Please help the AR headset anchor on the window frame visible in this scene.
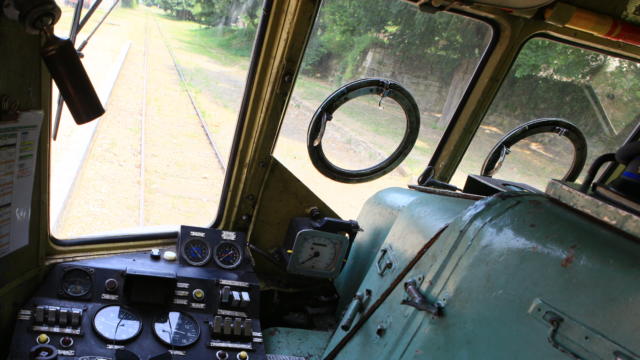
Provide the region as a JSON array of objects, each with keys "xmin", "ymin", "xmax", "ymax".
[
  {"xmin": 445, "ymin": 32, "xmax": 640, "ymax": 187},
  {"xmin": 50, "ymin": 0, "xmax": 274, "ymax": 246}
]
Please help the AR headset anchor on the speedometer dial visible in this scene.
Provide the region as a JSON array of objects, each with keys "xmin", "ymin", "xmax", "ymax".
[
  {"xmin": 93, "ymin": 306, "xmax": 142, "ymax": 342},
  {"xmin": 213, "ymin": 242, "xmax": 242, "ymax": 269},
  {"xmin": 181, "ymin": 238, "xmax": 212, "ymax": 266},
  {"xmin": 153, "ymin": 311, "xmax": 200, "ymax": 347}
]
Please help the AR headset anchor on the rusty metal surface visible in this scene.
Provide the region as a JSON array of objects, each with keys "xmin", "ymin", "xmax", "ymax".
[{"xmin": 546, "ymin": 179, "xmax": 640, "ymax": 239}]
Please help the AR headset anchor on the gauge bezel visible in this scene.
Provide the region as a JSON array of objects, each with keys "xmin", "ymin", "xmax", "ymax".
[
  {"xmin": 181, "ymin": 237, "xmax": 213, "ymax": 266},
  {"xmin": 61, "ymin": 267, "xmax": 93, "ymax": 298},
  {"xmin": 92, "ymin": 305, "xmax": 143, "ymax": 343},
  {"xmin": 213, "ymin": 241, "xmax": 243, "ymax": 269},
  {"xmin": 286, "ymin": 229, "xmax": 350, "ymax": 279},
  {"xmin": 152, "ymin": 311, "xmax": 200, "ymax": 347}
]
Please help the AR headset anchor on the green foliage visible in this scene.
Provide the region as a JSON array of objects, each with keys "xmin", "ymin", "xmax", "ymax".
[
  {"xmin": 121, "ymin": 0, "xmax": 138, "ymax": 8},
  {"xmin": 513, "ymin": 39, "xmax": 606, "ymax": 82}
]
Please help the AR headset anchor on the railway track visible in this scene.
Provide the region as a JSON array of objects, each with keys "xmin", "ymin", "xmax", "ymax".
[{"xmin": 56, "ymin": 9, "xmax": 227, "ymax": 236}]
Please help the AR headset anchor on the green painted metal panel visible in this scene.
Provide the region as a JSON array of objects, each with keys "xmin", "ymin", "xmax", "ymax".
[
  {"xmin": 326, "ymin": 190, "xmax": 476, "ymax": 357},
  {"xmin": 333, "ymin": 187, "xmax": 432, "ymax": 312},
  {"xmin": 330, "ymin": 193, "xmax": 640, "ymax": 359},
  {"xmin": 264, "ymin": 327, "xmax": 332, "ymax": 360}
]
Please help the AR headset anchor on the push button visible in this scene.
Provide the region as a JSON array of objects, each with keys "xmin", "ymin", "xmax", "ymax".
[
  {"xmin": 59, "ymin": 336, "xmax": 73, "ymax": 348},
  {"xmin": 36, "ymin": 333, "xmax": 49, "ymax": 344},
  {"xmin": 192, "ymin": 288, "xmax": 205, "ymax": 301},
  {"xmin": 216, "ymin": 350, "xmax": 228, "ymax": 360},
  {"xmin": 237, "ymin": 351, "xmax": 249, "ymax": 360}
]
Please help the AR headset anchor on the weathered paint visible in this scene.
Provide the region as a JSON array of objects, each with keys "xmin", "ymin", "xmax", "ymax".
[{"xmin": 326, "ymin": 192, "xmax": 640, "ymax": 359}]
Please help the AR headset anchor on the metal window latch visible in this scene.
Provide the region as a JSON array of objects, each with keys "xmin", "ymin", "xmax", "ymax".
[{"xmin": 401, "ymin": 279, "xmax": 443, "ymax": 317}]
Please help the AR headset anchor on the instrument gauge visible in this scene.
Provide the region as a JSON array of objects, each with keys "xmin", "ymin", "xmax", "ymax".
[
  {"xmin": 181, "ymin": 238, "xmax": 212, "ymax": 266},
  {"xmin": 153, "ymin": 311, "xmax": 200, "ymax": 347},
  {"xmin": 61, "ymin": 268, "xmax": 92, "ymax": 298},
  {"xmin": 93, "ymin": 305, "xmax": 142, "ymax": 342},
  {"xmin": 213, "ymin": 242, "xmax": 243, "ymax": 269},
  {"xmin": 287, "ymin": 229, "xmax": 349, "ymax": 278}
]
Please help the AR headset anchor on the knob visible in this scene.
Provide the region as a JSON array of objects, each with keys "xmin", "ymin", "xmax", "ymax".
[{"xmin": 29, "ymin": 344, "xmax": 57, "ymax": 360}]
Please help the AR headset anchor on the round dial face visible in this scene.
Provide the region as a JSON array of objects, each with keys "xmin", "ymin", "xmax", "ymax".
[
  {"xmin": 93, "ymin": 306, "xmax": 142, "ymax": 342},
  {"xmin": 294, "ymin": 235, "xmax": 341, "ymax": 272},
  {"xmin": 213, "ymin": 242, "xmax": 242, "ymax": 269},
  {"xmin": 153, "ymin": 311, "xmax": 200, "ymax": 347},
  {"xmin": 182, "ymin": 238, "xmax": 212, "ymax": 266},
  {"xmin": 62, "ymin": 268, "xmax": 92, "ymax": 297}
]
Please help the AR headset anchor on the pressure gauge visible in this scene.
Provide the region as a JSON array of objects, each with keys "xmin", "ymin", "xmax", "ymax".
[{"xmin": 286, "ymin": 229, "xmax": 350, "ymax": 278}]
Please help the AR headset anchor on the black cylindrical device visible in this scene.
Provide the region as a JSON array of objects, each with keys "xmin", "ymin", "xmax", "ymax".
[{"xmin": 41, "ymin": 35, "xmax": 105, "ymax": 125}]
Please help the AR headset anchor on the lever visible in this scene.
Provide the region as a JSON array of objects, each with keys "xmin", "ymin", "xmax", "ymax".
[{"xmin": 401, "ymin": 279, "xmax": 443, "ymax": 317}]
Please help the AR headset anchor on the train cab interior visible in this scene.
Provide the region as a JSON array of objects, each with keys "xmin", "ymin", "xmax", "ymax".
[{"xmin": 1, "ymin": 0, "xmax": 640, "ymax": 359}]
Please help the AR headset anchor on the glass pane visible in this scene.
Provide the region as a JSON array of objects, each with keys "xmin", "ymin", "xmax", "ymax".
[
  {"xmin": 274, "ymin": 0, "xmax": 492, "ymax": 219},
  {"xmin": 453, "ymin": 38, "xmax": 640, "ymax": 190},
  {"xmin": 51, "ymin": 0, "xmax": 264, "ymax": 239}
]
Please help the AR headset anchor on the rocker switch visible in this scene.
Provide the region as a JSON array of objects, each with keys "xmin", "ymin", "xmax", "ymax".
[
  {"xmin": 231, "ymin": 291, "xmax": 241, "ymax": 307},
  {"xmin": 240, "ymin": 292, "xmax": 250, "ymax": 307}
]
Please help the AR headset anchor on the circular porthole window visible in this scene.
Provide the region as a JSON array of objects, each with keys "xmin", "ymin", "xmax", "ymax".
[{"xmin": 307, "ymin": 78, "xmax": 420, "ymax": 183}]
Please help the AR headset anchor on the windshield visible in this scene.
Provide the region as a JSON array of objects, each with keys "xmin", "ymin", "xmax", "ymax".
[
  {"xmin": 50, "ymin": 0, "xmax": 264, "ymax": 239},
  {"xmin": 275, "ymin": 0, "xmax": 493, "ymax": 219},
  {"xmin": 453, "ymin": 38, "xmax": 640, "ymax": 190}
]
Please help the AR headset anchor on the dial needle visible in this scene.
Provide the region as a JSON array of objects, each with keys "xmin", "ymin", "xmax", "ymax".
[{"xmin": 300, "ymin": 251, "xmax": 320, "ymax": 264}]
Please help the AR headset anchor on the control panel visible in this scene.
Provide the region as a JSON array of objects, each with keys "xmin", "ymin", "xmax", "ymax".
[{"xmin": 8, "ymin": 227, "xmax": 266, "ymax": 360}]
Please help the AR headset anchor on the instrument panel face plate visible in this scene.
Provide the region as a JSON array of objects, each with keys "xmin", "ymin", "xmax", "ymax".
[{"xmin": 286, "ymin": 229, "xmax": 349, "ymax": 278}]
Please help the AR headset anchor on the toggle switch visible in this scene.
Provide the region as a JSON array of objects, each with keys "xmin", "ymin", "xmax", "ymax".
[
  {"xmin": 243, "ymin": 319, "xmax": 253, "ymax": 337},
  {"xmin": 58, "ymin": 308, "xmax": 68, "ymax": 327},
  {"xmin": 34, "ymin": 306, "xmax": 45, "ymax": 324},
  {"xmin": 233, "ymin": 318, "xmax": 242, "ymax": 336},
  {"xmin": 70, "ymin": 309, "xmax": 82, "ymax": 327},
  {"xmin": 46, "ymin": 307, "xmax": 57, "ymax": 325},
  {"xmin": 220, "ymin": 286, "xmax": 231, "ymax": 305},
  {"xmin": 212, "ymin": 316, "xmax": 223, "ymax": 334},
  {"xmin": 223, "ymin": 317, "xmax": 232, "ymax": 335}
]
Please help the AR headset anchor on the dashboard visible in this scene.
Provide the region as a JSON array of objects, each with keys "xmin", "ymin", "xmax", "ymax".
[{"xmin": 7, "ymin": 226, "xmax": 276, "ymax": 360}]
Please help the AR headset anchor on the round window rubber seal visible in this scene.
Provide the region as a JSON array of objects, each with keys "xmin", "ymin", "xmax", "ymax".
[
  {"xmin": 307, "ymin": 78, "xmax": 420, "ymax": 183},
  {"xmin": 480, "ymin": 118, "xmax": 588, "ymax": 182}
]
